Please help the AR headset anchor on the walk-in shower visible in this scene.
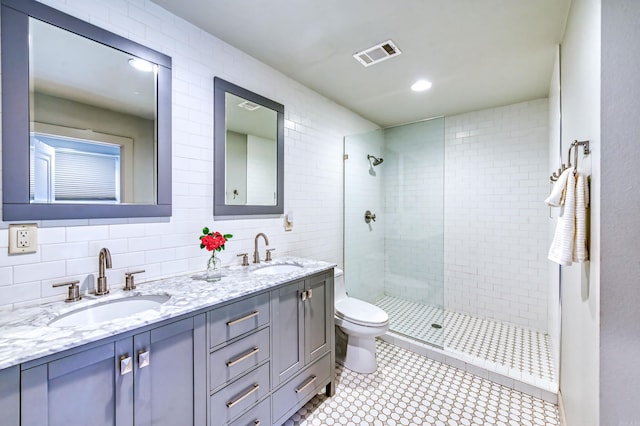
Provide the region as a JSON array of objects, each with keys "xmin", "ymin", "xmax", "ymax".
[{"xmin": 344, "ymin": 101, "xmax": 557, "ymax": 393}]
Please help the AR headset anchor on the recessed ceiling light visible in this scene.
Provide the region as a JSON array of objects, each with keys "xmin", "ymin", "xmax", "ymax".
[
  {"xmin": 411, "ymin": 80, "xmax": 432, "ymax": 92},
  {"xmin": 128, "ymin": 58, "xmax": 154, "ymax": 72}
]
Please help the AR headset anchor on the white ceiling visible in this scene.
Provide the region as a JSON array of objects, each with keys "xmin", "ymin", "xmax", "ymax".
[{"xmin": 152, "ymin": 0, "xmax": 571, "ymax": 128}]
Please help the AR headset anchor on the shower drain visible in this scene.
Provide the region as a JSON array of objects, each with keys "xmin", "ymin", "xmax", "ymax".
[{"xmin": 431, "ymin": 323, "xmax": 442, "ymax": 329}]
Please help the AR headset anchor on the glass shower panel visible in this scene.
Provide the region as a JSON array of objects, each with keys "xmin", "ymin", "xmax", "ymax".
[{"xmin": 383, "ymin": 118, "xmax": 445, "ymax": 348}]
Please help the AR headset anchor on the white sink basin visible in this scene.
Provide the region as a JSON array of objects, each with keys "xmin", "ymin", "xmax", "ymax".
[
  {"xmin": 49, "ymin": 294, "xmax": 170, "ymax": 327},
  {"xmin": 251, "ymin": 263, "xmax": 304, "ymax": 275}
]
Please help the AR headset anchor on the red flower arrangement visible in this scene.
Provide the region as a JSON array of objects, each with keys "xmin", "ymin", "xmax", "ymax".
[{"xmin": 199, "ymin": 227, "xmax": 232, "ymax": 252}]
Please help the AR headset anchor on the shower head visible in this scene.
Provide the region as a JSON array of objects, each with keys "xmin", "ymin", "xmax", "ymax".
[{"xmin": 367, "ymin": 154, "xmax": 384, "ymax": 166}]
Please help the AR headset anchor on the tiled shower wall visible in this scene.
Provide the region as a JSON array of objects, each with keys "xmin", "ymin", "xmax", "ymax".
[
  {"xmin": 444, "ymin": 99, "xmax": 550, "ymax": 332},
  {"xmin": 0, "ymin": 0, "xmax": 378, "ymax": 309},
  {"xmin": 383, "ymin": 119, "xmax": 445, "ymax": 306}
]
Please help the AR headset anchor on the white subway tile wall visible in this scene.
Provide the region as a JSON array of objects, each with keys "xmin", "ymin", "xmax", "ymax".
[
  {"xmin": 444, "ymin": 99, "xmax": 550, "ymax": 332},
  {"xmin": 383, "ymin": 119, "xmax": 445, "ymax": 307},
  {"xmin": 0, "ymin": 0, "xmax": 378, "ymax": 309}
]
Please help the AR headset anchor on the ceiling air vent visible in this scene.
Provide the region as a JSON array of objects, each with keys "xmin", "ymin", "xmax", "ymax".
[
  {"xmin": 353, "ymin": 40, "xmax": 402, "ymax": 67},
  {"xmin": 238, "ymin": 100, "xmax": 261, "ymax": 111}
]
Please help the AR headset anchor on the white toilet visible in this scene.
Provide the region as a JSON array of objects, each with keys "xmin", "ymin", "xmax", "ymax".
[{"xmin": 334, "ymin": 268, "xmax": 389, "ymax": 374}]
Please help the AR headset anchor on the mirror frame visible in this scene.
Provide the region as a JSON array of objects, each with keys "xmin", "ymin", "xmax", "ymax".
[
  {"xmin": 214, "ymin": 77, "xmax": 284, "ymax": 217},
  {"xmin": 1, "ymin": 0, "xmax": 172, "ymax": 220}
]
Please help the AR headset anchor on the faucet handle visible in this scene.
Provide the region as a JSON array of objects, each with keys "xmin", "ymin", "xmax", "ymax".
[
  {"xmin": 237, "ymin": 253, "xmax": 249, "ymax": 267},
  {"xmin": 265, "ymin": 248, "xmax": 275, "ymax": 262},
  {"xmin": 52, "ymin": 280, "xmax": 82, "ymax": 303},
  {"xmin": 124, "ymin": 270, "xmax": 145, "ymax": 291}
]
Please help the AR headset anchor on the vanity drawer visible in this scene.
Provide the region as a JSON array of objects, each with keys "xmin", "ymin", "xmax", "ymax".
[
  {"xmin": 228, "ymin": 396, "xmax": 270, "ymax": 426},
  {"xmin": 210, "ymin": 327, "xmax": 270, "ymax": 391},
  {"xmin": 272, "ymin": 352, "xmax": 331, "ymax": 423},
  {"xmin": 209, "ymin": 292, "xmax": 270, "ymax": 348},
  {"xmin": 210, "ymin": 362, "xmax": 270, "ymax": 424}
]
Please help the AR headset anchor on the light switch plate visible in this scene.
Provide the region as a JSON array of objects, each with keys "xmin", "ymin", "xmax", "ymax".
[{"xmin": 8, "ymin": 223, "xmax": 38, "ymax": 254}]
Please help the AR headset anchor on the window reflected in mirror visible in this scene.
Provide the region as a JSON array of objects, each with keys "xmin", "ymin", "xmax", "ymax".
[{"xmin": 225, "ymin": 93, "xmax": 278, "ymax": 206}]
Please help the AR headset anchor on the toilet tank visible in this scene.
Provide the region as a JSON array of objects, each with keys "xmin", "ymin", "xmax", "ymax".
[{"xmin": 334, "ymin": 268, "xmax": 348, "ymax": 302}]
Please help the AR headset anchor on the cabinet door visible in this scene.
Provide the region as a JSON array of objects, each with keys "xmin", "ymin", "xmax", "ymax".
[
  {"xmin": 271, "ymin": 280, "xmax": 304, "ymax": 386},
  {"xmin": 0, "ymin": 366, "xmax": 20, "ymax": 426},
  {"xmin": 304, "ymin": 273, "xmax": 332, "ymax": 364},
  {"xmin": 21, "ymin": 339, "xmax": 133, "ymax": 426},
  {"xmin": 133, "ymin": 314, "xmax": 206, "ymax": 426}
]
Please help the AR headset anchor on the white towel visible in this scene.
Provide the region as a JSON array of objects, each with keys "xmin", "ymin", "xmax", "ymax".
[
  {"xmin": 548, "ymin": 170, "xmax": 576, "ymax": 265},
  {"xmin": 547, "ymin": 169, "xmax": 590, "ymax": 265},
  {"xmin": 545, "ymin": 167, "xmax": 572, "ymax": 207},
  {"xmin": 574, "ymin": 173, "xmax": 589, "ymax": 262}
]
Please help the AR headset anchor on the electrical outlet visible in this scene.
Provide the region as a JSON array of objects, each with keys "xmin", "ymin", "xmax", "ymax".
[
  {"xmin": 8, "ymin": 224, "xmax": 38, "ymax": 254},
  {"xmin": 17, "ymin": 230, "xmax": 30, "ymax": 248}
]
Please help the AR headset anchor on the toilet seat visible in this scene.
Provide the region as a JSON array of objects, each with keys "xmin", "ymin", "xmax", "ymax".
[{"xmin": 335, "ymin": 298, "xmax": 389, "ymax": 327}]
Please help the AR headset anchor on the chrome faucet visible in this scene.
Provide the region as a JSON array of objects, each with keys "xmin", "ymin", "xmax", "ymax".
[
  {"xmin": 96, "ymin": 248, "xmax": 112, "ymax": 295},
  {"xmin": 253, "ymin": 233, "xmax": 269, "ymax": 263}
]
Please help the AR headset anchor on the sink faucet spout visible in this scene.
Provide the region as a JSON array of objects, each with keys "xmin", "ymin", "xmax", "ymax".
[
  {"xmin": 253, "ymin": 233, "xmax": 269, "ymax": 264},
  {"xmin": 96, "ymin": 248, "xmax": 112, "ymax": 295}
]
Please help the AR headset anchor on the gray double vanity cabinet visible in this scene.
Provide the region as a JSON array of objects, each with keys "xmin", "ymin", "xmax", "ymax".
[{"xmin": 0, "ymin": 258, "xmax": 335, "ymax": 426}]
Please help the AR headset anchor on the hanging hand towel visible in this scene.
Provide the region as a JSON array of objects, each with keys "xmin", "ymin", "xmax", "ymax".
[
  {"xmin": 573, "ymin": 172, "xmax": 589, "ymax": 262},
  {"xmin": 545, "ymin": 167, "xmax": 572, "ymax": 207},
  {"xmin": 548, "ymin": 169, "xmax": 576, "ymax": 265}
]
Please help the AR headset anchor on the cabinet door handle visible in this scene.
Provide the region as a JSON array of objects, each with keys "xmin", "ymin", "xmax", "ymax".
[
  {"xmin": 138, "ymin": 350, "xmax": 150, "ymax": 369},
  {"xmin": 295, "ymin": 375, "xmax": 317, "ymax": 394},
  {"xmin": 226, "ymin": 383, "xmax": 260, "ymax": 408},
  {"xmin": 307, "ymin": 289, "xmax": 313, "ymax": 299},
  {"xmin": 226, "ymin": 346, "xmax": 260, "ymax": 367},
  {"xmin": 226, "ymin": 311, "xmax": 259, "ymax": 327},
  {"xmin": 300, "ymin": 291, "xmax": 307, "ymax": 301},
  {"xmin": 254, "ymin": 420, "xmax": 260, "ymax": 426},
  {"xmin": 120, "ymin": 355, "xmax": 132, "ymax": 375}
]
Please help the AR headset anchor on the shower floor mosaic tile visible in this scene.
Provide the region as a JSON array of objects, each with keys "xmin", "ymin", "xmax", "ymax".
[
  {"xmin": 375, "ymin": 296, "xmax": 556, "ymax": 385},
  {"xmin": 284, "ymin": 340, "xmax": 560, "ymax": 426}
]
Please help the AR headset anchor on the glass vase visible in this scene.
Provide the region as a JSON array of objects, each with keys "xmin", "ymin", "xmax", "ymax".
[{"xmin": 206, "ymin": 252, "xmax": 222, "ymax": 282}]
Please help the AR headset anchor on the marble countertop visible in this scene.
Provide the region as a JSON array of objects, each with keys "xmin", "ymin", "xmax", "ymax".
[{"xmin": 0, "ymin": 257, "xmax": 335, "ymax": 370}]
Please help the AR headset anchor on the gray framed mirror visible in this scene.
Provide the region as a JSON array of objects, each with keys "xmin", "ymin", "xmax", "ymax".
[
  {"xmin": 1, "ymin": 0, "xmax": 172, "ymax": 220},
  {"xmin": 214, "ymin": 77, "xmax": 284, "ymax": 217}
]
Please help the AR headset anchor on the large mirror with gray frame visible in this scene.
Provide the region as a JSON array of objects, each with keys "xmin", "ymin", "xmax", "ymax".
[
  {"xmin": 214, "ymin": 77, "xmax": 284, "ymax": 216},
  {"xmin": 1, "ymin": 0, "xmax": 172, "ymax": 220}
]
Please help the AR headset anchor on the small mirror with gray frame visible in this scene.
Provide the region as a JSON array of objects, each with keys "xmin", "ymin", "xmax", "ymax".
[{"xmin": 214, "ymin": 77, "xmax": 284, "ymax": 217}]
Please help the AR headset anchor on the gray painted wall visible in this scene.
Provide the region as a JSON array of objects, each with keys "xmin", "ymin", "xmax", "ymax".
[{"xmin": 600, "ymin": 0, "xmax": 640, "ymax": 424}]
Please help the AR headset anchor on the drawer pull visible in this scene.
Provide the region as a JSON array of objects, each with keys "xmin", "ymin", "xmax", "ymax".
[
  {"xmin": 138, "ymin": 350, "xmax": 150, "ymax": 369},
  {"xmin": 226, "ymin": 383, "xmax": 260, "ymax": 408},
  {"xmin": 227, "ymin": 346, "xmax": 260, "ymax": 367},
  {"xmin": 226, "ymin": 311, "xmax": 259, "ymax": 327},
  {"xmin": 119, "ymin": 355, "xmax": 132, "ymax": 376},
  {"xmin": 295, "ymin": 375, "xmax": 317, "ymax": 394}
]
